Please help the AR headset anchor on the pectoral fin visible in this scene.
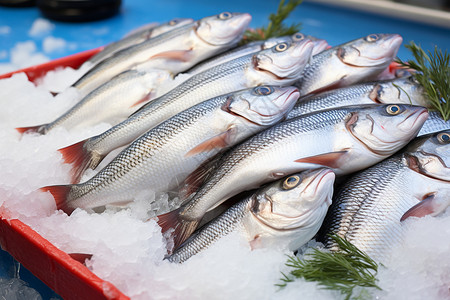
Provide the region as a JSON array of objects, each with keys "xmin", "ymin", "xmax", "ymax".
[
  {"xmin": 294, "ymin": 151, "xmax": 348, "ymax": 169},
  {"xmin": 151, "ymin": 50, "xmax": 193, "ymax": 62},
  {"xmin": 130, "ymin": 91, "xmax": 154, "ymax": 108},
  {"xmin": 401, "ymin": 193, "xmax": 440, "ymax": 221},
  {"xmin": 185, "ymin": 128, "xmax": 235, "ymax": 157}
]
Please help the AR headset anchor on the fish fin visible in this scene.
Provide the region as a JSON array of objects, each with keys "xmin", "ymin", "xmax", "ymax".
[
  {"xmin": 130, "ymin": 91, "xmax": 154, "ymax": 108},
  {"xmin": 40, "ymin": 185, "xmax": 74, "ymax": 215},
  {"xmin": 58, "ymin": 139, "xmax": 103, "ymax": 183},
  {"xmin": 308, "ymin": 78, "xmax": 346, "ymax": 95},
  {"xmin": 185, "ymin": 128, "xmax": 234, "ymax": 157},
  {"xmin": 68, "ymin": 253, "xmax": 93, "ymax": 265},
  {"xmin": 150, "ymin": 50, "xmax": 193, "ymax": 62},
  {"xmin": 249, "ymin": 234, "xmax": 262, "ymax": 250},
  {"xmin": 157, "ymin": 208, "xmax": 200, "ymax": 250},
  {"xmin": 178, "ymin": 153, "xmax": 225, "ymax": 200},
  {"xmin": 15, "ymin": 125, "xmax": 44, "ymax": 135},
  {"xmin": 294, "ymin": 151, "xmax": 348, "ymax": 168},
  {"xmin": 400, "ymin": 193, "xmax": 438, "ymax": 222}
]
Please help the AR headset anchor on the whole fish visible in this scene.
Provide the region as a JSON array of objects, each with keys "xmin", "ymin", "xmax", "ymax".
[
  {"xmin": 59, "ymin": 38, "xmax": 314, "ymax": 183},
  {"xmin": 286, "ymin": 75, "xmax": 428, "ymax": 119},
  {"xmin": 158, "ymin": 104, "xmax": 428, "ymax": 248},
  {"xmin": 168, "ymin": 168, "xmax": 335, "ymax": 263},
  {"xmin": 83, "ymin": 18, "xmax": 194, "ymax": 69},
  {"xmin": 69, "ymin": 12, "xmax": 251, "ymax": 96},
  {"xmin": 43, "ymin": 86, "xmax": 300, "ymax": 213},
  {"xmin": 16, "ymin": 69, "xmax": 171, "ymax": 135},
  {"xmin": 318, "ymin": 130, "xmax": 450, "ymax": 262},
  {"xmin": 295, "ymin": 33, "xmax": 403, "ymax": 96},
  {"xmin": 187, "ymin": 32, "xmax": 320, "ymax": 75}
]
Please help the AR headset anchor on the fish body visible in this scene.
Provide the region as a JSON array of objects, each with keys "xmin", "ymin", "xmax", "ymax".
[
  {"xmin": 287, "ymin": 75, "xmax": 428, "ymax": 119},
  {"xmin": 168, "ymin": 168, "xmax": 335, "ymax": 263},
  {"xmin": 418, "ymin": 111, "xmax": 450, "ymax": 136},
  {"xmin": 60, "ymin": 38, "xmax": 314, "ymax": 183},
  {"xmin": 44, "ymin": 86, "xmax": 300, "ymax": 213},
  {"xmin": 70, "ymin": 12, "xmax": 251, "ymax": 96},
  {"xmin": 318, "ymin": 130, "xmax": 450, "ymax": 262},
  {"xmin": 158, "ymin": 104, "xmax": 428, "ymax": 248},
  {"xmin": 295, "ymin": 33, "xmax": 403, "ymax": 96},
  {"xmin": 83, "ymin": 18, "xmax": 194, "ymax": 68}
]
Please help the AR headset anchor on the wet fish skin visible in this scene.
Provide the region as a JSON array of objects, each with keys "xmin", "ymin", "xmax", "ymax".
[
  {"xmin": 45, "ymin": 86, "xmax": 300, "ymax": 213},
  {"xmin": 418, "ymin": 111, "xmax": 450, "ymax": 137},
  {"xmin": 70, "ymin": 12, "xmax": 251, "ymax": 96},
  {"xmin": 84, "ymin": 18, "xmax": 194, "ymax": 68},
  {"xmin": 158, "ymin": 103, "xmax": 428, "ymax": 248},
  {"xmin": 168, "ymin": 168, "xmax": 335, "ymax": 263},
  {"xmin": 295, "ymin": 33, "xmax": 403, "ymax": 96},
  {"xmin": 287, "ymin": 75, "xmax": 428, "ymax": 119},
  {"xmin": 59, "ymin": 38, "xmax": 314, "ymax": 183},
  {"xmin": 318, "ymin": 130, "xmax": 450, "ymax": 262}
]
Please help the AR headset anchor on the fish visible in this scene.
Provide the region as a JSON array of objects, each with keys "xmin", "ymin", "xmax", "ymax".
[
  {"xmin": 418, "ymin": 111, "xmax": 450, "ymax": 136},
  {"xmin": 68, "ymin": 12, "xmax": 251, "ymax": 96},
  {"xmin": 187, "ymin": 32, "xmax": 311, "ymax": 75},
  {"xmin": 286, "ymin": 75, "xmax": 428, "ymax": 119},
  {"xmin": 168, "ymin": 168, "xmax": 335, "ymax": 263},
  {"xmin": 82, "ymin": 18, "xmax": 194, "ymax": 69},
  {"xmin": 157, "ymin": 103, "xmax": 429, "ymax": 249},
  {"xmin": 59, "ymin": 38, "xmax": 314, "ymax": 183},
  {"xmin": 16, "ymin": 69, "xmax": 171, "ymax": 135},
  {"xmin": 318, "ymin": 130, "xmax": 450, "ymax": 262},
  {"xmin": 295, "ymin": 33, "xmax": 403, "ymax": 96},
  {"xmin": 42, "ymin": 85, "xmax": 300, "ymax": 213}
]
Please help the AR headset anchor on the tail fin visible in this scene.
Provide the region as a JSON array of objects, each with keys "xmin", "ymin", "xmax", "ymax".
[
  {"xmin": 157, "ymin": 208, "xmax": 200, "ymax": 251},
  {"xmin": 58, "ymin": 139, "xmax": 103, "ymax": 183},
  {"xmin": 40, "ymin": 185, "xmax": 74, "ymax": 215},
  {"xmin": 15, "ymin": 125, "xmax": 44, "ymax": 135}
]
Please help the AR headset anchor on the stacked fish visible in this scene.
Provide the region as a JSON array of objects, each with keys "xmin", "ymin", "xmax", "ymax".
[{"xmin": 18, "ymin": 12, "xmax": 450, "ymax": 264}]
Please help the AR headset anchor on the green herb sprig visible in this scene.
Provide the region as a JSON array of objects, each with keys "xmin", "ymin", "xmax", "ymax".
[
  {"xmin": 278, "ymin": 235, "xmax": 381, "ymax": 300},
  {"xmin": 242, "ymin": 0, "xmax": 302, "ymax": 44},
  {"xmin": 397, "ymin": 42, "xmax": 450, "ymax": 120}
]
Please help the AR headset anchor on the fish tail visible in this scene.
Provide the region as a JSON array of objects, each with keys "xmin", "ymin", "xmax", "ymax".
[
  {"xmin": 157, "ymin": 208, "xmax": 200, "ymax": 250},
  {"xmin": 58, "ymin": 139, "xmax": 102, "ymax": 183},
  {"xmin": 40, "ymin": 185, "xmax": 74, "ymax": 215},
  {"xmin": 15, "ymin": 125, "xmax": 44, "ymax": 135}
]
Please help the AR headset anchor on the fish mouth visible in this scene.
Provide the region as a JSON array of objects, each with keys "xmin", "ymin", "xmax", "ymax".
[
  {"xmin": 398, "ymin": 107, "xmax": 429, "ymax": 132},
  {"xmin": 195, "ymin": 13, "xmax": 251, "ymax": 46},
  {"xmin": 406, "ymin": 152, "xmax": 450, "ymax": 182},
  {"xmin": 252, "ymin": 169, "xmax": 334, "ymax": 231}
]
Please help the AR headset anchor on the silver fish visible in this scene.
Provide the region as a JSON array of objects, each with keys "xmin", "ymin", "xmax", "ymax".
[
  {"xmin": 168, "ymin": 168, "xmax": 335, "ymax": 263},
  {"xmin": 69, "ymin": 12, "xmax": 251, "ymax": 96},
  {"xmin": 17, "ymin": 69, "xmax": 171, "ymax": 135},
  {"xmin": 295, "ymin": 33, "xmax": 403, "ymax": 96},
  {"xmin": 59, "ymin": 38, "xmax": 314, "ymax": 183},
  {"xmin": 318, "ymin": 130, "xmax": 450, "ymax": 262},
  {"xmin": 83, "ymin": 18, "xmax": 194, "ymax": 68},
  {"xmin": 418, "ymin": 111, "xmax": 450, "ymax": 136},
  {"xmin": 158, "ymin": 104, "xmax": 428, "ymax": 249},
  {"xmin": 44, "ymin": 86, "xmax": 300, "ymax": 213},
  {"xmin": 187, "ymin": 32, "xmax": 308, "ymax": 75},
  {"xmin": 286, "ymin": 75, "xmax": 428, "ymax": 119}
]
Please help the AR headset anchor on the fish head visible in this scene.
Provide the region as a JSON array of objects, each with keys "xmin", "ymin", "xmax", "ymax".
[
  {"xmin": 346, "ymin": 104, "xmax": 428, "ymax": 156},
  {"xmin": 195, "ymin": 12, "xmax": 251, "ymax": 46},
  {"xmin": 337, "ymin": 33, "xmax": 402, "ymax": 68},
  {"xmin": 251, "ymin": 168, "xmax": 335, "ymax": 232},
  {"xmin": 373, "ymin": 76, "xmax": 429, "ymax": 107},
  {"xmin": 305, "ymin": 35, "xmax": 329, "ymax": 56},
  {"xmin": 150, "ymin": 18, "xmax": 195, "ymax": 37},
  {"xmin": 261, "ymin": 35, "xmax": 294, "ymax": 50},
  {"xmin": 405, "ymin": 130, "xmax": 450, "ymax": 181},
  {"xmin": 253, "ymin": 38, "xmax": 314, "ymax": 84},
  {"xmin": 225, "ymin": 85, "xmax": 300, "ymax": 127}
]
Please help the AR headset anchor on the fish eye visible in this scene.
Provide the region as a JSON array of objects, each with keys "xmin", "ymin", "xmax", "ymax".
[
  {"xmin": 169, "ymin": 19, "xmax": 178, "ymax": 26},
  {"xmin": 365, "ymin": 34, "xmax": 379, "ymax": 42},
  {"xmin": 437, "ymin": 132, "xmax": 450, "ymax": 144},
  {"xmin": 275, "ymin": 42, "xmax": 289, "ymax": 52},
  {"xmin": 218, "ymin": 12, "xmax": 232, "ymax": 20},
  {"xmin": 282, "ymin": 175, "xmax": 301, "ymax": 190},
  {"xmin": 255, "ymin": 86, "xmax": 274, "ymax": 95},
  {"xmin": 292, "ymin": 33, "xmax": 305, "ymax": 41},
  {"xmin": 386, "ymin": 104, "xmax": 402, "ymax": 115}
]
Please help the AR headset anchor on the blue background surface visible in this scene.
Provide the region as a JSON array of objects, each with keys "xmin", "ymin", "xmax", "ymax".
[{"xmin": 0, "ymin": 0, "xmax": 449, "ymax": 298}]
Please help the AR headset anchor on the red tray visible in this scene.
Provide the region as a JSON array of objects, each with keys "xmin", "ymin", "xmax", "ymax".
[{"xmin": 0, "ymin": 48, "xmax": 130, "ymax": 300}]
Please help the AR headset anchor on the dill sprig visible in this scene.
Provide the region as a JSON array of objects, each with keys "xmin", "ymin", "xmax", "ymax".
[
  {"xmin": 397, "ymin": 41, "xmax": 450, "ymax": 120},
  {"xmin": 278, "ymin": 235, "xmax": 381, "ymax": 300},
  {"xmin": 242, "ymin": 0, "xmax": 302, "ymax": 43}
]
